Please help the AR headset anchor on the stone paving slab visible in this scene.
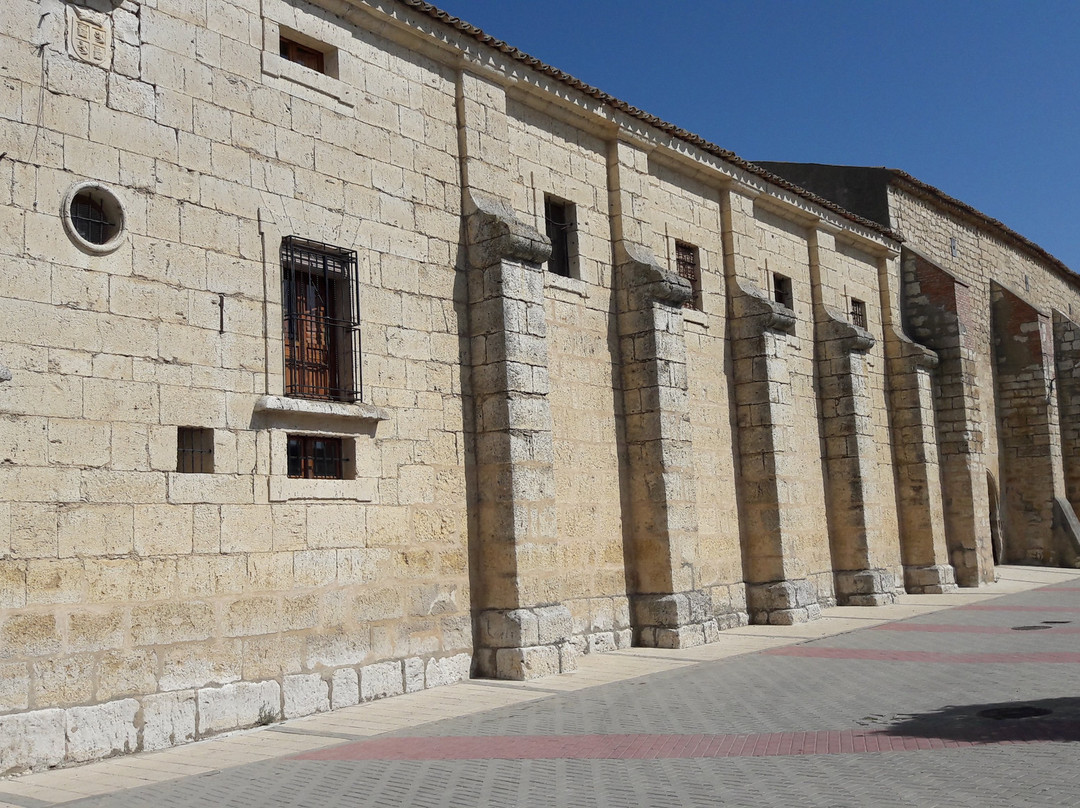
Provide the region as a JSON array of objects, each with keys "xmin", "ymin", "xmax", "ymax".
[{"xmin": 1, "ymin": 565, "xmax": 1078, "ymax": 808}]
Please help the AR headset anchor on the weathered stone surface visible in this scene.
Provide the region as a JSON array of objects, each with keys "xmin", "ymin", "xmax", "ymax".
[
  {"xmin": 283, "ymin": 673, "xmax": 330, "ymax": 719},
  {"xmin": 0, "ymin": 709, "xmax": 65, "ymax": 775},
  {"xmin": 65, "ymin": 699, "xmax": 139, "ymax": 762},
  {"xmin": 1, "ymin": 0, "xmax": 1077, "ymax": 776},
  {"xmin": 142, "ymin": 691, "xmax": 197, "ymax": 751},
  {"xmin": 360, "ymin": 661, "xmax": 403, "ymax": 701},
  {"xmin": 196, "ymin": 681, "xmax": 281, "ymax": 736},
  {"xmin": 331, "ymin": 668, "xmax": 359, "ymax": 709},
  {"xmin": 424, "ymin": 654, "xmax": 471, "ymax": 689}
]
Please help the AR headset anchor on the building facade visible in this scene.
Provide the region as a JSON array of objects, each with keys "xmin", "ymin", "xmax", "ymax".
[{"xmin": 0, "ymin": 0, "xmax": 1076, "ymax": 773}]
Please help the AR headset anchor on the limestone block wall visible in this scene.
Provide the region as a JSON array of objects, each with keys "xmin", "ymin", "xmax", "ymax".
[
  {"xmin": 645, "ymin": 162, "xmax": 745, "ymax": 625},
  {"xmin": 504, "ymin": 97, "xmax": 631, "ymax": 656},
  {"xmin": 0, "ymin": 0, "xmax": 472, "ymax": 773},
  {"xmin": 1054, "ymin": 313, "xmax": 1080, "ymax": 518},
  {"xmin": 752, "ymin": 207, "xmax": 833, "ymax": 604},
  {"xmin": 990, "ymin": 285, "xmax": 1066, "ymax": 563},
  {"xmin": 0, "ymin": 0, "xmax": 1010, "ymax": 774},
  {"xmin": 812, "ymin": 234, "xmax": 903, "ymax": 604},
  {"xmin": 891, "ymin": 186, "xmax": 1080, "ymax": 577}
]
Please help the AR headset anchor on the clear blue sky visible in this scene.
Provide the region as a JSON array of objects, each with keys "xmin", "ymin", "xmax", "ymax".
[{"xmin": 431, "ymin": 1, "xmax": 1080, "ymax": 272}]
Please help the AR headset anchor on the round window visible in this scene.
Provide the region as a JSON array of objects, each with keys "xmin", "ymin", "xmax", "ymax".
[{"xmin": 62, "ymin": 182, "xmax": 126, "ymax": 254}]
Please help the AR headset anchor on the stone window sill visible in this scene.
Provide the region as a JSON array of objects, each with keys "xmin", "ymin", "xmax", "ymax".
[
  {"xmin": 261, "ymin": 52, "xmax": 355, "ymax": 110},
  {"xmin": 269, "ymin": 476, "xmax": 376, "ymax": 503},
  {"xmin": 545, "ymin": 273, "xmax": 589, "ymax": 301},
  {"xmin": 254, "ymin": 395, "xmax": 390, "ymax": 424},
  {"xmin": 683, "ymin": 308, "xmax": 709, "ymax": 329}
]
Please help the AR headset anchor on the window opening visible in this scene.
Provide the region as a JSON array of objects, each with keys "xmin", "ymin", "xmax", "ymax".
[
  {"xmin": 177, "ymin": 427, "xmax": 214, "ymax": 473},
  {"xmin": 280, "ymin": 36, "xmax": 325, "ymax": 73},
  {"xmin": 281, "ymin": 236, "xmax": 360, "ymax": 402},
  {"xmin": 70, "ymin": 193, "xmax": 114, "ymax": 245},
  {"xmin": 773, "ymin": 273, "xmax": 793, "ymax": 309},
  {"xmin": 850, "ymin": 298, "xmax": 867, "ymax": 329},
  {"xmin": 544, "ymin": 196, "xmax": 574, "ymax": 278},
  {"xmin": 287, "ymin": 434, "xmax": 345, "ymax": 479},
  {"xmin": 62, "ymin": 182, "xmax": 126, "ymax": 254},
  {"xmin": 675, "ymin": 241, "xmax": 702, "ymax": 310}
]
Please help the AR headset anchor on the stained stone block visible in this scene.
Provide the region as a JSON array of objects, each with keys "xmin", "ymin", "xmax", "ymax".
[
  {"xmin": 196, "ymin": 681, "xmax": 281, "ymax": 735},
  {"xmin": 331, "ymin": 668, "xmax": 360, "ymax": 709},
  {"xmin": 65, "ymin": 699, "xmax": 139, "ymax": 762},
  {"xmin": 478, "ymin": 608, "xmax": 540, "ymax": 649},
  {"xmin": 360, "ymin": 660, "xmax": 404, "ymax": 701},
  {"xmin": 495, "ymin": 645, "xmax": 560, "ymax": 680},
  {"xmin": 535, "ymin": 604, "xmax": 572, "ymax": 645},
  {"xmin": 142, "ymin": 691, "xmax": 197, "ymax": 751},
  {"xmin": 904, "ymin": 563, "xmax": 958, "ymax": 594},
  {"xmin": 283, "ymin": 673, "xmax": 329, "ymax": 719},
  {"xmin": 0, "ymin": 709, "xmax": 65, "ymax": 775}
]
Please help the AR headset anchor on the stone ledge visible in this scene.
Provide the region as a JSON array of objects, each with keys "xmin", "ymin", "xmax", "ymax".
[
  {"xmin": 545, "ymin": 272, "xmax": 590, "ymax": 300},
  {"xmin": 254, "ymin": 395, "xmax": 390, "ymax": 423}
]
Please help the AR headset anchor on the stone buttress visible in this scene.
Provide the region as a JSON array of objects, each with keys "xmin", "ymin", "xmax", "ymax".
[
  {"xmin": 1053, "ymin": 311, "xmax": 1080, "ymax": 548},
  {"xmin": 808, "ymin": 227, "xmax": 901, "ymax": 605},
  {"xmin": 609, "ymin": 138, "xmax": 727, "ymax": 647},
  {"xmin": 877, "ymin": 253, "xmax": 956, "ymax": 593},
  {"xmin": 901, "ymin": 249, "xmax": 994, "ymax": 585},
  {"xmin": 723, "ymin": 186, "xmax": 823, "ymax": 624},
  {"xmin": 991, "ymin": 285, "xmax": 1079, "ymax": 566},
  {"xmin": 457, "ymin": 68, "xmax": 575, "ymax": 678}
]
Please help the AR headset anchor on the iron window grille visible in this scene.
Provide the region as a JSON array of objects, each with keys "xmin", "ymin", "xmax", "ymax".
[
  {"xmin": 280, "ymin": 36, "xmax": 325, "ymax": 73},
  {"xmin": 177, "ymin": 427, "xmax": 214, "ymax": 473},
  {"xmin": 287, "ymin": 434, "xmax": 346, "ymax": 479},
  {"xmin": 773, "ymin": 273, "xmax": 794, "ymax": 309},
  {"xmin": 675, "ymin": 241, "xmax": 702, "ymax": 310},
  {"xmin": 70, "ymin": 192, "xmax": 115, "ymax": 245},
  {"xmin": 544, "ymin": 196, "xmax": 574, "ymax": 277},
  {"xmin": 281, "ymin": 236, "xmax": 361, "ymax": 402},
  {"xmin": 850, "ymin": 299, "xmax": 867, "ymax": 329}
]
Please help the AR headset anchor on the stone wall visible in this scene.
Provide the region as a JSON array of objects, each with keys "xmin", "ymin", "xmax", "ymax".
[
  {"xmin": 2, "ymin": 0, "xmax": 1075, "ymax": 775},
  {"xmin": 1, "ymin": 0, "xmax": 475, "ymax": 773},
  {"xmin": 890, "ymin": 187, "xmax": 1080, "ymax": 574}
]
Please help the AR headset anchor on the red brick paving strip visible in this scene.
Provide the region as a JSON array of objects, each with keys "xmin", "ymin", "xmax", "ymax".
[
  {"xmin": 292, "ymin": 721, "xmax": 1080, "ymax": 762},
  {"xmin": 872, "ymin": 624, "xmax": 1080, "ymax": 634},
  {"xmin": 955, "ymin": 604, "xmax": 1080, "ymax": 612},
  {"xmin": 762, "ymin": 647, "xmax": 1080, "ymax": 663}
]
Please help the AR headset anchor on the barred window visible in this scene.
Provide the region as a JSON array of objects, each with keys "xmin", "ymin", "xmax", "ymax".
[
  {"xmin": 281, "ymin": 237, "xmax": 361, "ymax": 402},
  {"xmin": 544, "ymin": 196, "xmax": 575, "ymax": 278},
  {"xmin": 177, "ymin": 427, "xmax": 214, "ymax": 474},
  {"xmin": 287, "ymin": 435, "xmax": 345, "ymax": 479},
  {"xmin": 850, "ymin": 298, "xmax": 867, "ymax": 329},
  {"xmin": 674, "ymin": 241, "xmax": 702, "ymax": 310}
]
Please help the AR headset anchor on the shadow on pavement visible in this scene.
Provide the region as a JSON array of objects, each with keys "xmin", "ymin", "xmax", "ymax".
[{"xmin": 881, "ymin": 696, "xmax": 1080, "ymax": 743}]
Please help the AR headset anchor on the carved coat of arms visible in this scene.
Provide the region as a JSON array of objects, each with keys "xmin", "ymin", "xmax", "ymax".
[{"xmin": 66, "ymin": 6, "xmax": 113, "ymax": 68}]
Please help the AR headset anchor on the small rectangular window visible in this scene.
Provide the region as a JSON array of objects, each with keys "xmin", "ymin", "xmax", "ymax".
[
  {"xmin": 544, "ymin": 196, "xmax": 575, "ymax": 278},
  {"xmin": 850, "ymin": 298, "xmax": 867, "ymax": 329},
  {"xmin": 177, "ymin": 428, "xmax": 214, "ymax": 474},
  {"xmin": 287, "ymin": 435, "xmax": 345, "ymax": 479},
  {"xmin": 280, "ymin": 36, "xmax": 325, "ymax": 73},
  {"xmin": 281, "ymin": 237, "xmax": 361, "ymax": 402},
  {"xmin": 773, "ymin": 273, "xmax": 793, "ymax": 309},
  {"xmin": 674, "ymin": 241, "xmax": 702, "ymax": 310}
]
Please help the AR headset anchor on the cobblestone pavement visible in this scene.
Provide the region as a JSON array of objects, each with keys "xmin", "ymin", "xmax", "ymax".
[{"xmin": 2, "ymin": 566, "xmax": 1078, "ymax": 808}]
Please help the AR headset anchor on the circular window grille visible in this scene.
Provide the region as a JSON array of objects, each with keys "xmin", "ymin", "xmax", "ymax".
[{"xmin": 62, "ymin": 182, "xmax": 126, "ymax": 254}]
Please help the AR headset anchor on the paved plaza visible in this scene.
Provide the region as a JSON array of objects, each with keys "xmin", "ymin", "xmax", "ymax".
[{"xmin": 1, "ymin": 565, "xmax": 1078, "ymax": 808}]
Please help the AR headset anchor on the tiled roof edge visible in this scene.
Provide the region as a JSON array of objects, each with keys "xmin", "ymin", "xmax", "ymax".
[
  {"xmin": 398, "ymin": 0, "xmax": 903, "ymax": 244},
  {"xmin": 888, "ymin": 170, "xmax": 1077, "ymax": 284}
]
